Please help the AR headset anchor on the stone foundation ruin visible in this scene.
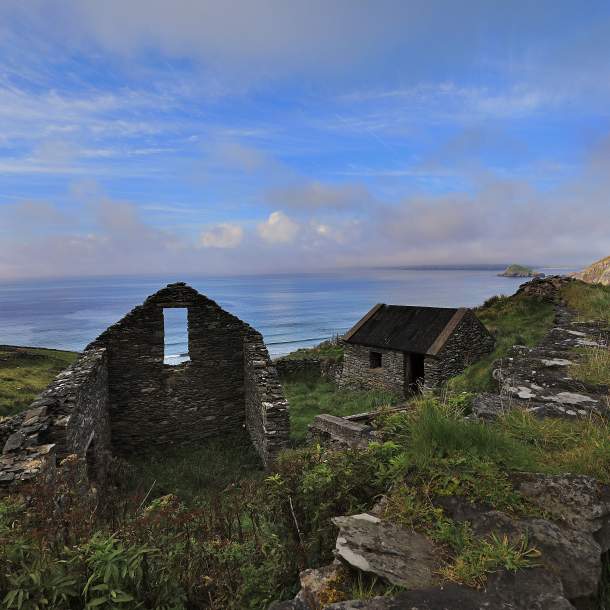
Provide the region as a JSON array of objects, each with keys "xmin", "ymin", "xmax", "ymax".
[{"xmin": 0, "ymin": 282, "xmax": 290, "ymax": 494}]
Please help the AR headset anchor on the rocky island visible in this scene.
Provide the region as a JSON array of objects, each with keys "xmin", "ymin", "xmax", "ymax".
[{"xmin": 498, "ymin": 264, "xmax": 545, "ymax": 278}]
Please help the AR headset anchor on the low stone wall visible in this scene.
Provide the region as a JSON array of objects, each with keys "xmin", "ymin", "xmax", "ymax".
[
  {"xmin": 321, "ymin": 360, "xmax": 343, "ymax": 383},
  {"xmin": 244, "ymin": 333, "xmax": 290, "ymax": 467},
  {"xmin": 0, "ymin": 347, "xmax": 111, "ymax": 494},
  {"xmin": 275, "ymin": 357, "xmax": 343, "ymax": 383},
  {"xmin": 275, "ymin": 358, "xmax": 321, "ymax": 378}
]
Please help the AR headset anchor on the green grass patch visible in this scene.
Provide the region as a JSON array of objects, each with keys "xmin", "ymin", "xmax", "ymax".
[
  {"xmin": 4, "ymin": 395, "xmax": 610, "ymax": 605},
  {"xmin": 282, "ymin": 377, "xmax": 400, "ymax": 441},
  {"xmin": 448, "ymin": 293, "xmax": 555, "ymax": 392},
  {"xmin": 280, "ymin": 340, "xmax": 344, "ymax": 362},
  {"xmin": 126, "ymin": 433, "xmax": 265, "ymax": 505},
  {"xmin": 569, "ymin": 346, "xmax": 610, "ymax": 387},
  {"xmin": 0, "ymin": 346, "xmax": 78, "ymax": 418},
  {"xmin": 563, "ymin": 281, "xmax": 610, "ymax": 326},
  {"xmin": 498, "ymin": 409, "xmax": 610, "ymax": 483}
]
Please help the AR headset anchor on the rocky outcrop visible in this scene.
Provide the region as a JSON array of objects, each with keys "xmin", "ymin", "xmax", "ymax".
[
  {"xmin": 573, "ymin": 255, "xmax": 610, "ymax": 286},
  {"xmin": 472, "ymin": 280, "xmax": 609, "ymax": 420},
  {"xmin": 511, "ymin": 472, "xmax": 610, "ymax": 551},
  {"xmin": 321, "ymin": 568, "xmax": 572, "ymax": 609},
  {"xmin": 332, "ymin": 513, "xmax": 441, "ymax": 589}
]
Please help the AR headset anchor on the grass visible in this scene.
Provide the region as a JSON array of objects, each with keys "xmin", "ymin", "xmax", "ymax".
[
  {"xmin": 569, "ymin": 346, "xmax": 610, "ymax": 387},
  {"xmin": 279, "ymin": 340, "xmax": 344, "ymax": 362},
  {"xmin": 282, "ymin": 376, "xmax": 400, "ymax": 441},
  {"xmin": 126, "ymin": 432, "xmax": 265, "ymax": 505},
  {"xmin": 498, "ymin": 409, "xmax": 610, "ymax": 483},
  {"xmin": 0, "ymin": 345, "xmax": 78, "ymax": 418},
  {"xmin": 563, "ymin": 281, "xmax": 610, "ymax": 327},
  {"xmin": 448, "ymin": 293, "xmax": 555, "ymax": 392}
]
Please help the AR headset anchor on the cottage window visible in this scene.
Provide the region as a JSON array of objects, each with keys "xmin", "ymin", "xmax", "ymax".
[
  {"xmin": 163, "ymin": 307, "xmax": 191, "ymax": 365},
  {"xmin": 369, "ymin": 351, "xmax": 382, "ymax": 369}
]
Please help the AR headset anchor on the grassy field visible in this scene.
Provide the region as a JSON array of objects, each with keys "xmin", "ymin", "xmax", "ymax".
[
  {"xmin": 0, "ymin": 345, "xmax": 78, "ymax": 418},
  {"xmin": 282, "ymin": 376, "xmax": 400, "ymax": 441},
  {"xmin": 562, "ymin": 281, "xmax": 610, "ymax": 326},
  {"xmin": 448, "ymin": 293, "xmax": 556, "ymax": 392}
]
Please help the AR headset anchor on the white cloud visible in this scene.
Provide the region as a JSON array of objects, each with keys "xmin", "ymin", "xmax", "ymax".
[
  {"xmin": 257, "ymin": 211, "xmax": 299, "ymax": 244},
  {"xmin": 266, "ymin": 181, "xmax": 372, "ymax": 211},
  {"xmin": 200, "ymin": 223, "xmax": 244, "ymax": 248}
]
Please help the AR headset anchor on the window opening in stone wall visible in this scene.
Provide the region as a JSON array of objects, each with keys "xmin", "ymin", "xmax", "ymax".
[
  {"xmin": 369, "ymin": 351, "xmax": 382, "ymax": 369},
  {"xmin": 163, "ymin": 307, "xmax": 191, "ymax": 365}
]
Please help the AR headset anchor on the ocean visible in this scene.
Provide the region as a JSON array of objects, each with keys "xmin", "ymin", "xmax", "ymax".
[{"xmin": 0, "ymin": 267, "xmax": 576, "ymax": 359}]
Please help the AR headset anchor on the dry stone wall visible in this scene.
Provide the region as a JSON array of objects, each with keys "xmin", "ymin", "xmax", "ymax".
[
  {"xmin": 244, "ymin": 333, "xmax": 290, "ymax": 466},
  {"xmin": 89, "ymin": 283, "xmax": 251, "ymax": 454},
  {"xmin": 0, "ymin": 346, "xmax": 110, "ymax": 494},
  {"xmin": 423, "ymin": 311, "xmax": 495, "ymax": 390},
  {"xmin": 339, "ymin": 344, "xmax": 406, "ymax": 395},
  {"xmin": 274, "ymin": 357, "xmax": 343, "ymax": 383},
  {"xmin": 0, "ymin": 282, "xmax": 290, "ymax": 493}
]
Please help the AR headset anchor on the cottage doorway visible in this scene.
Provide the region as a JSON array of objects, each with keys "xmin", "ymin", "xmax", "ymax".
[{"xmin": 407, "ymin": 353, "xmax": 425, "ymax": 393}]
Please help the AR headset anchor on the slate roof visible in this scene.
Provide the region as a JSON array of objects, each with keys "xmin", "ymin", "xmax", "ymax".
[{"xmin": 343, "ymin": 304, "xmax": 468, "ymax": 356}]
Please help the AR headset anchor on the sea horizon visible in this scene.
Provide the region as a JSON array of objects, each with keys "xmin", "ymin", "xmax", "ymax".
[{"xmin": 0, "ymin": 266, "xmax": 579, "ymax": 358}]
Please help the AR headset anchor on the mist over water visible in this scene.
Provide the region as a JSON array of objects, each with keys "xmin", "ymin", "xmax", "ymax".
[{"xmin": 0, "ymin": 267, "xmax": 576, "ymax": 358}]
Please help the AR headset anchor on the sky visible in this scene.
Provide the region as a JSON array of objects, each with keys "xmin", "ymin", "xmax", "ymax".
[{"xmin": 1, "ymin": 0, "xmax": 610, "ymax": 280}]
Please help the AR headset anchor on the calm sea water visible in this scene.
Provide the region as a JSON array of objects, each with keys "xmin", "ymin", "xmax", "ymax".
[{"xmin": 0, "ymin": 268, "xmax": 575, "ymax": 358}]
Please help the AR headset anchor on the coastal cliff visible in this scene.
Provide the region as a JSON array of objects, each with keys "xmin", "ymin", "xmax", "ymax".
[{"xmin": 573, "ymin": 255, "xmax": 610, "ymax": 285}]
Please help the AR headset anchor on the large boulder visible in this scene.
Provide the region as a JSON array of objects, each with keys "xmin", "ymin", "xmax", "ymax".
[
  {"xmin": 331, "ymin": 513, "xmax": 440, "ymax": 589},
  {"xmin": 437, "ymin": 497, "xmax": 603, "ymax": 603},
  {"xmin": 511, "ymin": 472, "xmax": 610, "ymax": 551}
]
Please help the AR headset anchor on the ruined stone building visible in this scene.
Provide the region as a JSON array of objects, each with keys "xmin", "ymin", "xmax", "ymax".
[
  {"xmin": 340, "ymin": 304, "xmax": 494, "ymax": 396},
  {"xmin": 0, "ymin": 283, "xmax": 290, "ymax": 493}
]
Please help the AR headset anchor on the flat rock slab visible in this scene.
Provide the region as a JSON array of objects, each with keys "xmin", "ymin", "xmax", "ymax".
[
  {"xmin": 323, "ymin": 567, "xmax": 572, "ymax": 609},
  {"xmin": 511, "ymin": 472, "xmax": 610, "ymax": 551},
  {"xmin": 331, "ymin": 513, "xmax": 440, "ymax": 589}
]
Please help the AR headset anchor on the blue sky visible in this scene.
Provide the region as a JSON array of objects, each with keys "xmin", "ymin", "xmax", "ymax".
[{"xmin": 1, "ymin": 0, "xmax": 610, "ymax": 279}]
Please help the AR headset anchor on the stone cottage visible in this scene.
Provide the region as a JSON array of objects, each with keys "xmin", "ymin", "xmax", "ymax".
[
  {"xmin": 0, "ymin": 282, "xmax": 290, "ymax": 494},
  {"xmin": 339, "ymin": 304, "xmax": 494, "ymax": 396}
]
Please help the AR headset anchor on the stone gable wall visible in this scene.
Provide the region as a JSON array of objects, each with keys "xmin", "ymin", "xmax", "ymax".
[
  {"xmin": 0, "ymin": 346, "xmax": 110, "ymax": 494},
  {"xmin": 89, "ymin": 283, "xmax": 252, "ymax": 455},
  {"xmin": 244, "ymin": 333, "xmax": 290, "ymax": 467},
  {"xmin": 1, "ymin": 282, "xmax": 291, "ymax": 493},
  {"xmin": 423, "ymin": 311, "xmax": 495, "ymax": 390},
  {"xmin": 339, "ymin": 344, "xmax": 405, "ymax": 396}
]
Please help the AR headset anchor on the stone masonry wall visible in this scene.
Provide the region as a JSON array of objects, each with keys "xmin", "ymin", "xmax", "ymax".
[
  {"xmin": 423, "ymin": 311, "xmax": 495, "ymax": 390},
  {"xmin": 274, "ymin": 358, "xmax": 322, "ymax": 378},
  {"xmin": 0, "ymin": 282, "xmax": 290, "ymax": 491},
  {"xmin": 89, "ymin": 283, "xmax": 251, "ymax": 455},
  {"xmin": 0, "ymin": 346, "xmax": 110, "ymax": 494},
  {"xmin": 244, "ymin": 333, "xmax": 290, "ymax": 467},
  {"xmin": 339, "ymin": 344, "xmax": 405, "ymax": 396},
  {"xmin": 274, "ymin": 358, "xmax": 343, "ymax": 383}
]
